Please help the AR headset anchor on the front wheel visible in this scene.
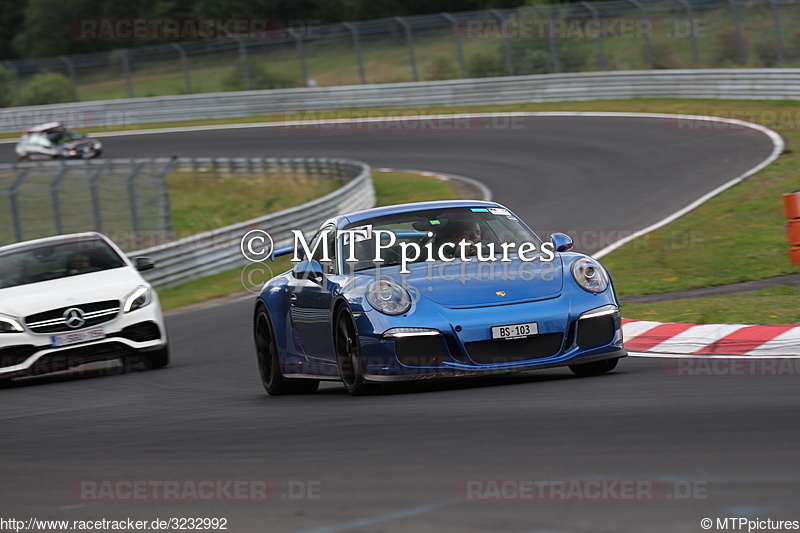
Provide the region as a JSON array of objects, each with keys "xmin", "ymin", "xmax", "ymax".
[
  {"xmin": 255, "ymin": 306, "xmax": 318, "ymax": 395},
  {"xmin": 569, "ymin": 357, "xmax": 619, "ymax": 377},
  {"xmin": 334, "ymin": 305, "xmax": 376, "ymax": 396}
]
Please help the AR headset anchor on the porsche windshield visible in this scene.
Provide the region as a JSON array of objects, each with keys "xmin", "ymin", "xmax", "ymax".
[
  {"xmin": 342, "ymin": 206, "xmax": 542, "ymax": 271},
  {"xmin": 0, "ymin": 238, "xmax": 126, "ymax": 289}
]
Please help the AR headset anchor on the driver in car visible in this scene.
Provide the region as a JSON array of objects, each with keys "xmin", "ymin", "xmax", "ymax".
[
  {"xmin": 66, "ymin": 252, "xmax": 99, "ymax": 275},
  {"xmin": 437, "ymin": 220, "xmax": 484, "ymax": 259}
]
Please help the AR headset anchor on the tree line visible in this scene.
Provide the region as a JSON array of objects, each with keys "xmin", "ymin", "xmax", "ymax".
[{"xmin": 1, "ymin": 0, "xmax": 526, "ymax": 60}]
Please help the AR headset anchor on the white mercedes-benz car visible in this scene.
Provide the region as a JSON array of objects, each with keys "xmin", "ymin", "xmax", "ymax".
[{"xmin": 0, "ymin": 233, "xmax": 168, "ymax": 384}]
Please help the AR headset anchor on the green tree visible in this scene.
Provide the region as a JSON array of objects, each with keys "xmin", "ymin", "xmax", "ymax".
[
  {"xmin": 21, "ymin": 72, "xmax": 74, "ymax": 105},
  {"xmin": 0, "ymin": 64, "xmax": 15, "ymax": 107}
]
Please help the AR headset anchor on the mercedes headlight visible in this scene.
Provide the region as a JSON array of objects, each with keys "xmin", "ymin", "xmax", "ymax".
[
  {"xmin": 124, "ymin": 286, "xmax": 152, "ymax": 313},
  {"xmin": 571, "ymin": 257, "xmax": 608, "ymax": 293},
  {"xmin": 0, "ymin": 315, "xmax": 23, "ymax": 333},
  {"xmin": 366, "ymin": 279, "xmax": 412, "ymax": 315}
]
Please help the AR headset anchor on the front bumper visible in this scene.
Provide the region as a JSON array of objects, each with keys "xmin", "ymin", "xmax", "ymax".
[
  {"xmin": 0, "ymin": 305, "xmax": 166, "ymax": 379},
  {"xmin": 355, "ymin": 297, "xmax": 626, "ymax": 382}
]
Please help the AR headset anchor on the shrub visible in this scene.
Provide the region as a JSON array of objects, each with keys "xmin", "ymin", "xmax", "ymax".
[
  {"xmin": 222, "ymin": 59, "xmax": 296, "ymax": 91},
  {"xmin": 509, "ymin": 39, "xmax": 587, "ymax": 75},
  {"xmin": 714, "ymin": 27, "xmax": 748, "ymax": 65},
  {"xmin": 0, "ymin": 64, "xmax": 14, "ymax": 107},
  {"xmin": 21, "ymin": 71, "xmax": 73, "ymax": 105},
  {"xmin": 754, "ymin": 39, "xmax": 779, "ymax": 67},
  {"xmin": 425, "ymin": 56, "xmax": 459, "ymax": 81},
  {"xmin": 467, "ymin": 51, "xmax": 507, "ymax": 78}
]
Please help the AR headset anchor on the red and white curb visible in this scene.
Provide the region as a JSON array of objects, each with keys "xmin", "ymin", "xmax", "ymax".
[{"xmin": 623, "ymin": 319, "xmax": 800, "ymax": 357}]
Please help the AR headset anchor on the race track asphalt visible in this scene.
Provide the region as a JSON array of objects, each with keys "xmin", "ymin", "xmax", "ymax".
[{"xmin": 2, "ymin": 116, "xmax": 797, "ymax": 533}]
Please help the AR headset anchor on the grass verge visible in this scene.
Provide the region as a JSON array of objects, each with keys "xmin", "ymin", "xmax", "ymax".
[
  {"xmin": 621, "ymin": 286, "xmax": 800, "ymax": 325},
  {"xmin": 157, "ymin": 170, "xmax": 461, "ymax": 310},
  {"xmin": 168, "ymin": 171, "xmax": 339, "ymax": 233}
]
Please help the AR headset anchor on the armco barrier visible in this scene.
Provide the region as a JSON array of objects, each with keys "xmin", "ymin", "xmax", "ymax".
[
  {"xmin": 131, "ymin": 157, "xmax": 373, "ymax": 288},
  {"xmin": 2, "ymin": 69, "xmax": 800, "ymax": 133}
]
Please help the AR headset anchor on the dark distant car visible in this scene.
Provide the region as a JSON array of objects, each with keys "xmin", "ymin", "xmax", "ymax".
[{"xmin": 15, "ymin": 123, "xmax": 103, "ymax": 161}]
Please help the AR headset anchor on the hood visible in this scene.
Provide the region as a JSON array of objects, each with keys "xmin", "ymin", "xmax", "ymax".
[
  {"xmin": 0, "ymin": 267, "xmax": 144, "ymax": 318},
  {"xmin": 378, "ymin": 257, "xmax": 564, "ymax": 308}
]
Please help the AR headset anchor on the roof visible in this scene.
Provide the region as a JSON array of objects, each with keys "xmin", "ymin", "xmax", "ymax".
[
  {"xmin": 0, "ymin": 232, "xmax": 106, "ymax": 254},
  {"xmin": 24, "ymin": 122, "xmax": 65, "ymax": 134}
]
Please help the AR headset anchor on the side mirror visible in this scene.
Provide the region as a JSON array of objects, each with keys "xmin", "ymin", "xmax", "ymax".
[
  {"xmin": 292, "ymin": 260, "xmax": 324, "ymax": 284},
  {"xmin": 550, "ymin": 232, "xmax": 574, "ymax": 253},
  {"xmin": 134, "ymin": 257, "xmax": 155, "ymax": 272}
]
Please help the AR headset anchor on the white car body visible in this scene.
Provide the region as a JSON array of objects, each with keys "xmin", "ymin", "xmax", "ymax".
[
  {"xmin": 15, "ymin": 122, "xmax": 103, "ymax": 160},
  {"xmin": 0, "ymin": 233, "xmax": 167, "ymax": 381}
]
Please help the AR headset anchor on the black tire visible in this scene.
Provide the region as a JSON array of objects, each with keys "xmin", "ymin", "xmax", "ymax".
[
  {"xmin": 569, "ymin": 357, "xmax": 619, "ymax": 377},
  {"xmin": 144, "ymin": 345, "xmax": 170, "ymax": 369},
  {"xmin": 334, "ymin": 305, "xmax": 376, "ymax": 396},
  {"xmin": 254, "ymin": 306, "xmax": 318, "ymax": 396}
]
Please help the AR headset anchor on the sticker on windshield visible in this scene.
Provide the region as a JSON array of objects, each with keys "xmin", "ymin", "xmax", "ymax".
[{"xmin": 488, "ymin": 207, "xmax": 510, "ymax": 216}]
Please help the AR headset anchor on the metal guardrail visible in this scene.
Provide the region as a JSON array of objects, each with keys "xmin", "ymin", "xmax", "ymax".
[
  {"xmin": 1, "ymin": 69, "xmax": 799, "ymax": 133},
  {"xmin": 132, "ymin": 157, "xmax": 373, "ymax": 288}
]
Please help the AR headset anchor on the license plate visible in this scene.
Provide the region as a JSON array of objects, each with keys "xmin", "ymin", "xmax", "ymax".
[
  {"xmin": 492, "ymin": 322, "xmax": 538, "ymax": 340},
  {"xmin": 51, "ymin": 327, "xmax": 105, "ymax": 347}
]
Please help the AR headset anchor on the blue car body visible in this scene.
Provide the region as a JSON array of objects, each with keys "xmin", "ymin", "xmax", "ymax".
[{"xmin": 254, "ymin": 200, "xmax": 626, "ymax": 394}]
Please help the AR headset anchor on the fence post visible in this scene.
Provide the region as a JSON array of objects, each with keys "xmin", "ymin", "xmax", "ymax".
[
  {"xmin": 725, "ymin": 0, "xmax": 746, "ymax": 65},
  {"xmin": 115, "ymin": 50, "xmax": 134, "ymax": 98},
  {"xmin": 89, "ymin": 161, "xmax": 109, "ymax": 233},
  {"xmin": 581, "ymin": 2, "xmax": 607, "ymax": 71},
  {"xmin": 768, "ymin": 0, "xmax": 786, "ymax": 67},
  {"xmin": 533, "ymin": 6, "xmax": 561, "ymax": 73},
  {"xmin": 675, "ymin": 0, "xmax": 700, "ymax": 67},
  {"xmin": 9, "ymin": 168, "xmax": 33, "ymax": 242},
  {"xmin": 288, "ymin": 28, "xmax": 309, "ymax": 87},
  {"xmin": 158, "ymin": 158, "xmax": 177, "ymax": 235},
  {"xmin": 50, "ymin": 164, "xmax": 72, "ymax": 235},
  {"xmin": 58, "ymin": 56, "xmax": 79, "ymax": 102},
  {"xmin": 127, "ymin": 162, "xmax": 145, "ymax": 233},
  {"xmin": 233, "ymin": 37, "xmax": 251, "ymax": 90},
  {"xmin": 2, "ymin": 61, "xmax": 22, "ymax": 106},
  {"xmin": 394, "ymin": 17, "xmax": 419, "ymax": 82},
  {"xmin": 626, "ymin": 0, "xmax": 654, "ymax": 69},
  {"xmin": 341, "ymin": 22, "xmax": 366, "ymax": 84},
  {"xmin": 441, "ymin": 13, "xmax": 467, "ymax": 79},
  {"xmin": 170, "ymin": 43, "xmax": 191, "ymax": 94},
  {"xmin": 490, "ymin": 9, "xmax": 515, "ymax": 76}
]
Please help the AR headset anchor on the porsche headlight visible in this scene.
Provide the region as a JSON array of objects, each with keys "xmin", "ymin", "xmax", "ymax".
[
  {"xmin": 0, "ymin": 315, "xmax": 23, "ymax": 333},
  {"xmin": 366, "ymin": 279, "xmax": 412, "ymax": 315},
  {"xmin": 124, "ymin": 286, "xmax": 152, "ymax": 313},
  {"xmin": 571, "ymin": 257, "xmax": 608, "ymax": 293},
  {"xmin": 92, "ymin": 142, "xmax": 102, "ymax": 150}
]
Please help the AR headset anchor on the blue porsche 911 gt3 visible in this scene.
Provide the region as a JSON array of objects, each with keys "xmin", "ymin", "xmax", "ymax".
[{"xmin": 253, "ymin": 200, "xmax": 626, "ymax": 395}]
